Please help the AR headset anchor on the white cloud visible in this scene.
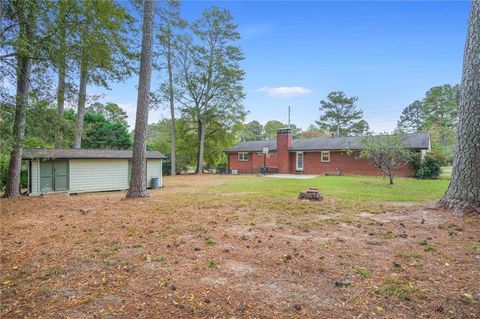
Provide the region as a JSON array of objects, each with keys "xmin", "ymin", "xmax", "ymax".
[{"xmin": 257, "ymin": 86, "xmax": 312, "ymax": 98}]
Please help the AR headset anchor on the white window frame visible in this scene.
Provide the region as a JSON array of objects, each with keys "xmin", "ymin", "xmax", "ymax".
[
  {"xmin": 238, "ymin": 152, "xmax": 249, "ymax": 161},
  {"xmin": 321, "ymin": 151, "xmax": 330, "ymax": 162},
  {"xmin": 296, "ymin": 152, "xmax": 304, "ymax": 171}
]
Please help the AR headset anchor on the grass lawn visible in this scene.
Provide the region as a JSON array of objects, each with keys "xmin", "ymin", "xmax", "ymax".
[
  {"xmin": 441, "ymin": 165, "xmax": 453, "ymax": 180},
  {"xmin": 1, "ymin": 175, "xmax": 478, "ymax": 318},
  {"xmin": 212, "ymin": 175, "xmax": 450, "ymax": 202}
]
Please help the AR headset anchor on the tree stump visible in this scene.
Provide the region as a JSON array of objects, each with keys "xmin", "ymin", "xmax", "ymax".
[{"xmin": 298, "ymin": 188, "xmax": 323, "ymax": 201}]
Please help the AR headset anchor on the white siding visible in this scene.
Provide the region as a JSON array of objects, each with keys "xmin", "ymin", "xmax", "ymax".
[
  {"xmin": 146, "ymin": 159, "xmax": 162, "ymax": 187},
  {"xmin": 30, "ymin": 159, "xmax": 40, "ymax": 196},
  {"xmin": 70, "ymin": 159, "xmax": 129, "ymax": 193}
]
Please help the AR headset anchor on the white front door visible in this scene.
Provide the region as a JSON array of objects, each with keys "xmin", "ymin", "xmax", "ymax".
[{"xmin": 296, "ymin": 152, "xmax": 304, "ymax": 171}]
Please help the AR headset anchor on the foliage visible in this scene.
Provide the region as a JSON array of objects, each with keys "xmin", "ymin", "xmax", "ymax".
[
  {"xmin": 75, "ymin": 0, "xmax": 137, "ymax": 88},
  {"xmin": 423, "ymin": 84, "xmax": 459, "ymax": 141},
  {"xmin": 1, "ymin": 0, "xmax": 58, "ymax": 88},
  {"xmin": 162, "ymin": 157, "xmax": 172, "ymax": 176},
  {"xmin": 3, "ymin": 99, "xmax": 131, "ymax": 152},
  {"xmin": 264, "ymin": 120, "xmax": 285, "ymax": 139},
  {"xmin": 155, "ymin": 0, "xmax": 187, "ymax": 175},
  {"xmin": 397, "ymin": 84, "xmax": 460, "ymax": 164},
  {"xmin": 241, "ymin": 120, "xmax": 265, "ymax": 141},
  {"xmin": 0, "ymin": 154, "xmax": 10, "ymax": 190},
  {"xmin": 408, "ymin": 152, "xmax": 442, "ymax": 180},
  {"xmin": 0, "ymin": 153, "xmax": 28, "ymax": 191},
  {"xmin": 175, "ymin": 6, "xmax": 246, "ymax": 172},
  {"xmin": 316, "ymin": 91, "xmax": 369, "ymax": 137},
  {"xmin": 1, "ymin": 100, "xmax": 77, "ymax": 151},
  {"xmin": 86, "ymin": 102, "xmax": 128, "ymax": 126},
  {"xmin": 147, "ymin": 118, "xmax": 241, "ymax": 172},
  {"xmin": 81, "ymin": 111, "xmax": 131, "ymax": 149},
  {"xmin": 300, "ymin": 124, "xmax": 327, "ymax": 138},
  {"xmin": 264, "ymin": 120, "xmax": 302, "ymax": 139},
  {"xmin": 147, "ymin": 119, "xmax": 194, "ymax": 172},
  {"xmin": 397, "ymin": 100, "xmax": 425, "ymax": 133},
  {"xmin": 360, "ymin": 134, "xmax": 411, "ymax": 185}
]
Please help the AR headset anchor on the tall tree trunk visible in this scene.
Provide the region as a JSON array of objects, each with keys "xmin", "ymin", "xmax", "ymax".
[
  {"xmin": 197, "ymin": 42, "xmax": 215, "ymax": 175},
  {"xmin": 167, "ymin": 43, "xmax": 176, "ymax": 176},
  {"xmin": 74, "ymin": 48, "xmax": 88, "ymax": 149},
  {"xmin": 55, "ymin": 61, "xmax": 66, "ymax": 147},
  {"xmin": 126, "ymin": 0, "xmax": 155, "ymax": 198},
  {"xmin": 439, "ymin": 0, "xmax": 480, "ymax": 216},
  {"xmin": 54, "ymin": 1, "xmax": 67, "ymax": 148},
  {"xmin": 197, "ymin": 119, "xmax": 206, "ymax": 174},
  {"xmin": 4, "ymin": 48, "xmax": 32, "ymax": 197}
]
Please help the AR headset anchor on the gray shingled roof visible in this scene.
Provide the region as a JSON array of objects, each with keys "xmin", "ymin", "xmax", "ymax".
[
  {"xmin": 225, "ymin": 140, "xmax": 277, "ymax": 152},
  {"xmin": 225, "ymin": 133, "xmax": 430, "ymax": 153},
  {"xmin": 22, "ymin": 148, "xmax": 166, "ymax": 160}
]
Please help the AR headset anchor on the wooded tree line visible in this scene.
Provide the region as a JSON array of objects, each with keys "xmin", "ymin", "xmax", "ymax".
[
  {"xmin": 397, "ymin": 84, "xmax": 460, "ymax": 163},
  {"xmin": 1, "ymin": 0, "xmax": 246, "ymax": 194}
]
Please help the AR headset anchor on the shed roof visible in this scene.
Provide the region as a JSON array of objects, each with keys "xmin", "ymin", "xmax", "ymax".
[
  {"xmin": 22, "ymin": 148, "xmax": 167, "ymax": 160},
  {"xmin": 225, "ymin": 132, "xmax": 430, "ymax": 153}
]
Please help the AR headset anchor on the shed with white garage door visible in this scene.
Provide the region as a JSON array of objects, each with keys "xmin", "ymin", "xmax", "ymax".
[{"xmin": 22, "ymin": 148, "xmax": 166, "ymax": 196}]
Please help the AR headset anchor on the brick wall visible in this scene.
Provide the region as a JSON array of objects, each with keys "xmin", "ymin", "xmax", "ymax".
[
  {"xmin": 228, "ymin": 128, "xmax": 416, "ymax": 177},
  {"xmin": 228, "ymin": 151, "xmax": 278, "ymax": 173},
  {"xmin": 289, "ymin": 150, "xmax": 414, "ymax": 177},
  {"xmin": 277, "ymin": 129, "xmax": 292, "ymax": 173}
]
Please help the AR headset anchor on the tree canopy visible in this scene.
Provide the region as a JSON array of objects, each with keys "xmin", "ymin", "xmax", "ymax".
[
  {"xmin": 316, "ymin": 91, "xmax": 369, "ymax": 137},
  {"xmin": 360, "ymin": 134, "xmax": 411, "ymax": 185}
]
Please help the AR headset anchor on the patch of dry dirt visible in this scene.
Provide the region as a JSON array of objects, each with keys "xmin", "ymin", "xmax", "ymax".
[{"xmin": 1, "ymin": 175, "xmax": 479, "ymax": 318}]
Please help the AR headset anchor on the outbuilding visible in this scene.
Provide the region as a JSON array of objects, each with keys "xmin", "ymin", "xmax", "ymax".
[{"xmin": 22, "ymin": 148, "xmax": 166, "ymax": 196}]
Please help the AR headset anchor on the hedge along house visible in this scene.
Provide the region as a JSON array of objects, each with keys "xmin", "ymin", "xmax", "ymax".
[
  {"xmin": 225, "ymin": 129, "xmax": 431, "ymax": 176},
  {"xmin": 23, "ymin": 149, "xmax": 166, "ymax": 196}
]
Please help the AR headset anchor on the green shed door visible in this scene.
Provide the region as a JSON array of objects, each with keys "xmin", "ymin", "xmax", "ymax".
[
  {"xmin": 40, "ymin": 160, "xmax": 69, "ymax": 192},
  {"xmin": 53, "ymin": 160, "xmax": 68, "ymax": 191},
  {"xmin": 40, "ymin": 161, "xmax": 54, "ymax": 192}
]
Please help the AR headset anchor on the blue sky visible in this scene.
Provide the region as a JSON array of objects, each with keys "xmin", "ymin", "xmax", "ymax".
[{"xmin": 98, "ymin": 0, "xmax": 470, "ymax": 133}]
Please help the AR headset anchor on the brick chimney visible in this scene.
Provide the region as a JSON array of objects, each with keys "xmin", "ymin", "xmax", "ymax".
[{"xmin": 276, "ymin": 128, "xmax": 292, "ymax": 174}]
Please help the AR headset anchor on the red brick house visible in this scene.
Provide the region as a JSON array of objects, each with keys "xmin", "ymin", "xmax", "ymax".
[{"xmin": 225, "ymin": 129, "xmax": 430, "ymax": 176}]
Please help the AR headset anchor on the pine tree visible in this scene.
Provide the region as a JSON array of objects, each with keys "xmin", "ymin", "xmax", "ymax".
[
  {"xmin": 397, "ymin": 100, "xmax": 425, "ymax": 133},
  {"xmin": 126, "ymin": 0, "xmax": 155, "ymax": 198},
  {"xmin": 439, "ymin": 0, "xmax": 480, "ymax": 216},
  {"xmin": 156, "ymin": 0, "xmax": 186, "ymax": 175},
  {"xmin": 316, "ymin": 91, "xmax": 368, "ymax": 137},
  {"xmin": 73, "ymin": 0, "xmax": 135, "ymax": 148}
]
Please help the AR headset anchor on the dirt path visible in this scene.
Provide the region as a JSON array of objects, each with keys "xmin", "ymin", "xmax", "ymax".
[{"xmin": 1, "ymin": 175, "xmax": 479, "ymax": 318}]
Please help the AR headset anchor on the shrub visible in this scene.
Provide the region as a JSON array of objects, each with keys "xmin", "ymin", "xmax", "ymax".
[
  {"xmin": 416, "ymin": 156, "xmax": 441, "ymax": 179},
  {"xmin": 1, "ymin": 154, "xmax": 34, "ymax": 190},
  {"xmin": 162, "ymin": 158, "xmax": 171, "ymax": 176},
  {"xmin": 408, "ymin": 152, "xmax": 441, "ymax": 179},
  {"xmin": 0, "ymin": 154, "xmax": 9, "ymax": 190}
]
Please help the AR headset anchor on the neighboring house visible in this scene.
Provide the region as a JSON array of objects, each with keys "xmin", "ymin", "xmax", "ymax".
[
  {"xmin": 225, "ymin": 129, "xmax": 431, "ymax": 176},
  {"xmin": 23, "ymin": 148, "xmax": 166, "ymax": 196}
]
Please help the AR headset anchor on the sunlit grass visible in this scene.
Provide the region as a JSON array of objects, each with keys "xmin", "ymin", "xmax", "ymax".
[
  {"xmin": 440, "ymin": 166, "xmax": 453, "ymax": 180},
  {"xmin": 206, "ymin": 175, "xmax": 449, "ymax": 203}
]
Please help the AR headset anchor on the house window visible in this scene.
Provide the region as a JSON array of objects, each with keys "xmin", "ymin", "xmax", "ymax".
[
  {"xmin": 238, "ymin": 152, "xmax": 249, "ymax": 161},
  {"xmin": 321, "ymin": 151, "xmax": 330, "ymax": 162}
]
